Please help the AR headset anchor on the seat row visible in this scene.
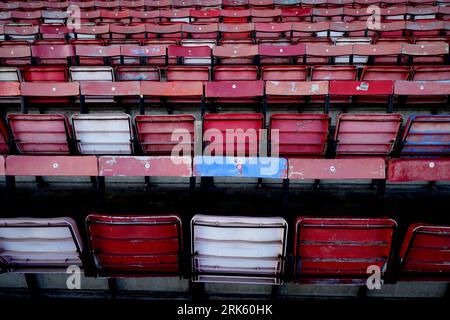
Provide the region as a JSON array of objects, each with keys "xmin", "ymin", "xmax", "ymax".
[
  {"xmin": 1, "ymin": 80, "xmax": 448, "ymax": 114},
  {"xmin": 2, "ymin": 21, "xmax": 450, "ymax": 41},
  {"xmin": 0, "ymin": 112, "xmax": 449, "ymax": 184},
  {"xmin": 2, "ymin": 6, "xmax": 450, "ymax": 24},
  {"xmin": 1, "ymin": 214, "xmax": 449, "ymax": 285}
]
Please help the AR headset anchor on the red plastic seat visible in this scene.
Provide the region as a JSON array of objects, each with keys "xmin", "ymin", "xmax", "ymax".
[
  {"xmin": 11, "ymin": 10, "xmax": 42, "ymax": 24},
  {"xmin": 7, "ymin": 114, "xmax": 72, "ymax": 155},
  {"xmin": 0, "ymin": 45, "xmax": 32, "ymax": 66},
  {"xmin": 4, "ymin": 25, "xmax": 39, "ymax": 41},
  {"xmin": 0, "ymin": 116, "xmax": 9, "ymax": 154},
  {"xmin": 22, "ymin": 66, "xmax": 69, "ymax": 82},
  {"xmin": 120, "ymin": 44, "xmax": 167, "ymax": 66},
  {"xmin": 219, "ymin": 22, "xmax": 254, "ymax": 39},
  {"xmin": 402, "ymin": 43, "xmax": 449, "ymax": 65},
  {"xmin": 39, "ymin": 25, "xmax": 69, "ymax": 40},
  {"xmin": 86, "ymin": 213, "xmax": 183, "ymax": 275},
  {"xmin": 261, "ymin": 65, "xmax": 308, "ymax": 81},
  {"xmin": 100, "ymin": 9, "xmax": 131, "ymax": 23},
  {"xmin": 270, "ymin": 114, "xmax": 330, "ymax": 158},
  {"xmin": 213, "ymin": 66, "xmax": 258, "ymax": 81},
  {"xmin": 73, "ymin": 24, "xmax": 110, "ymax": 40},
  {"xmin": 166, "ymin": 45, "xmax": 212, "ymax": 81},
  {"xmin": 221, "ymin": 9, "xmax": 251, "ymax": 24},
  {"xmin": 190, "ymin": 9, "xmax": 221, "ymax": 23},
  {"xmin": 334, "ymin": 113, "xmax": 402, "ymax": 158},
  {"xmin": 251, "ymin": 9, "xmax": 281, "ymax": 23},
  {"xmin": 353, "ymin": 44, "xmax": 403, "ymax": 66},
  {"xmin": 205, "ymin": 80, "xmax": 264, "ymax": 104},
  {"xmin": 146, "ymin": 23, "xmax": 183, "ymax": 40},
  {"xmin": 140, "ymin": 81, "xmax": 204, "ymax": 105},
  {"xmin": 203, "ymin": 113, "xmax": 264, "ymax": 157},
  {"xmin": 254, "ymin": 22, "xmax": 290, "ymax": 40},
  {"xmin": 213, "ymin": 44, "xmax": 258, "ymax": 65},
  {"xmin": 265, "ymin": 80, "xmax": 329, "ymax": 106},
  {"xmin": 75, "ymin": 45, "xmax": 121, "ymax": 66},
  {"xmin": 129, "ymin": 9, "xmax": 160, "ymax": 23},
  {"xmin": 258, "ymin": 43, "xmax": 305, "ymax": 65},
  {"xmin": 394, "ymin": 80, "xmax": 450, "ymax": 105},
  {"xmin": 280, "ymin": 7, "xmax": 311, "ymax": 22},
  {"xmin": 115, "ymin": 66, "xmax": 160, "ymax": 81},
  {"xmin": 292, "ymin": 21, "xmax": 330, "ymax": 38},
  {"xmin": 182, "ymin": 23, "xmax": 219, "ymax": 39},
  {"xmin": 31, "ymin": 45, "xmax": 75, "ymax": 65},
  {"xmin": 110, "ymin": 23, "xmax": 146, "ymax": 39},
  {"xmin": 294, "ymin": 217, "xmax": 397, "ymax": 283},
  {"xmin": 304, "ymin": 44, "xmax": 353, "ymax": 65},
  {"xmin": 398, "ymin": 224, "xmax": 450, "ymax": 280},
  {"xmin": 135, "ymin": 114, "xmax": 195, "ymax": 155}
]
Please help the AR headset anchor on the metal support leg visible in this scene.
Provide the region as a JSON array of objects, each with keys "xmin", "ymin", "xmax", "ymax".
[
  {"xmin": 5, "ymin": 176, "xmax": 16, "ymax": 201},
  {"xmin": 282, "ymin": 178, "xmax": 289, "ymax": 204},
  {"xmin": 108, "ymin": 278, "xmax": 118, "ymax": 300},
  {"xmin": 25, "ymin": 274, "xmax": 39, "ymax": 299},
  {"xmin": 145, "ymin": 176, "xmax": 151, "ymax": 190},
  {"xmin": 97, "ymin": 176, "xmax": 106, "ymax": 205},
  {"xmin": 189, "ymin": 177, "xmax": 196, "ymax": 192},
  {"xmin": 313, "ymin": 179, "xmax": 320, "ymax": 190},
  {"xmin": 376, "ymin": 179, "xmax": 386, "ymax": 199}
]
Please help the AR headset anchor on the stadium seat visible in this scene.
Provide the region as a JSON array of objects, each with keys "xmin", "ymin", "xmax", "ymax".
[
  {"xmin": 69, "ymin": 66, "xmax": 115, "ymax": 82},
  {"xmin": 135, "ymin": 114, "xmax": 195, "ymax": 155},
  {"xmin": 115, "ymin": 66, "xmax": 160, "ymax": 81},
  {"xmin": 78, "ymin": 80, "xmax": 140, "ymax": 112},
  {"xmin": 394, "ymin": 80, "xmax": 450, "ymax": 106},
  {"xmin": 270, "ymin": 114, "xmax": 330, "ymax": 158},
  {"xmin": 258, "ymin": 43, "xmax": 306, "ymax": 65},
  {"xmin": 7, "ymin": 114, "xmax": 73, "ymax": 154},
  {"xmin": 191, "ymin": 214, "xmax": 288, "ymax": 284},
  {"xmin": 387, "ymin": 114, "xmax": 450, "ymax": 183},
  {"xmin": 146, "ymin": 23, "xmax": 183, "ymax": 40},
  {"xmin": 0, "ymin": 80, "xmax": 21, "ymax": 104},
  {"xmin": 398, "ymin": 224, "xmax": 450, "ymax": 280},
  {"xmin": 120, "ymin": 44, "xmax": 167, "ymax": 66},
  {"xmin": 72, "ymin": 113, "xmax": 134, "ymax": 154},
  {"xmin": 182, "ymin": 23, "xmax": 219, "ymax": 39},
  {"xmin": 166, "ymin": 45, "xmax": 212, "ymax": 81},
  {"xmin": 0, "ymin": 45, "xmax": 32, "ymax": 66},
  {"xmin": 203, "ymin": 112, "xmax": 264, "ymax": 157},
  {"xmin": 73, "ymin": 24, "xmax": 110, "ymax": 40},
  {"xmin": 0, "ymin": 218, "xmax": 84, "ymax": 272},
  {"xmin": 265, "ymin": 80, "xmax": 329, "ymax": 108},
  {"xmin": 328, "ymin": 80, "xmax": 396, "ymax": 112},
  {"xmin": 110, "ymin": 23, "xmax": 146, "ymax": 39},
  {"xmin": 353, "ymin": 44, "xmax": 403, "ymax": 66},
  {"xmin": 204, "ymin": 80, "xmax": 264, "ymax": 108},
  {"xmin": 86, "ymin": 213, "xmax": 183, "ymax": 275},
  {"xmin": 294, "ymin": 217, "xmax": 397, "ymax": 283},
  {"xmin": 31, "ymin": 45, "xmax": 75, "ymax": 65},
  {"xmin": 0, "ymin": 116, "xmax": 9, "ymax": 154},
  {"xmin": 75, "ymin": 45, "xmax": 121, "ymax": 66},
  {"xmin": 219, "ymin": 23, "xmax": 254, "ymax": 39},
  {"xmin": 213, "ymin": 44, "xmax": 258, "ymax": 65},
  {"xmin": 254, "ymin": 22, "xmax": 291, "ymax": 40},
  {"xmin": 140, "ymin": 81, "xmax": 204, "ymax": 112},
  {"xmin": 334, "ymin": 112, "xmax": 402, "ymax": 158},
  {"xmin": 4, "ymin": 25, "xmax": 39, "ymax": 41},
  {"xmin": 20, "ymin": 81, "xmax": 79, "ymax": 112},
  {"xmin": 402, "ymin": 43, "xmax": 449, "ymax": 65}
]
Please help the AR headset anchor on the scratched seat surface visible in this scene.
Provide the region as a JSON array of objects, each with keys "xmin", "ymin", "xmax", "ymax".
[
  {"xmin": 399, "ymin": 224, "xmax": 450, "ymax": 280},
  {"xmin": 191, "ymin": 214, "xmax": 288, "ymax": 285},
  {"xmin": 86, "ymin": 213, "xmax": 183, "ymax": 275},
  {"xmin": 294, "ymin": 217, "xmax": 397, "ymax": 283}
]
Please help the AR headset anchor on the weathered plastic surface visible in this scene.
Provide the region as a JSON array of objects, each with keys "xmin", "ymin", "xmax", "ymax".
[
  {"xmin": 99, "ymin": 156, "xmax": 192, "ymax": 177},
  {"xmin": 194, "ymin": 156, "xmax": 287, "ymax": 178},
  {"xmin": 6, "ymin": 155, "xmax": 98, "ymax": 176},
  {"xmin": 288, "ymin": 158, "xmax": 386, "ymax": 180},
  {"xmin": 387, "ymin": 158, "xmax": 450, "ymax": 182}
]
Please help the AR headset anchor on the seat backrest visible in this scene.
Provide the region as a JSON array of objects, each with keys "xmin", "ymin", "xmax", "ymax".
[
  {"xmin": 135, "ymin": 114, "xmax": 195, "ymax": 155},
  {"xmin": 203, "ymin": 113, "xmax": 264, "ymax": 157},
  {"xmin": 69, "ymin": 66, "xmax": 115, "ymax": 81},
  {"xmin": 401, "ymin": 115, "xmax": 450, "ymax": 157},
  {"xmin": 86, "ymin": 213, "xmax": 182, "ymax": 275},
  {"xmin": 399, "ymin": 224, "xmax": 450, "ymax": 279},
  {"xmin": 0, "ymin": 217, "xmax": 83, "ymax": 271},
  {"xmin": 334, "ymin": 113, "xmax": 402, "ymax": 157},
  {"xmin": 294, "ymin": 217, "xmax": 397, "ymax": 283},
  {"xmin": 0, "ymin": 117, "xmax": 9, "ymax": 154},
  {"xmin": 8, "ymin": 114, "xmax": 72, "ymax": 154},
  {"xmin": 270, "ymin": 114, "xmax": 330, "ymax": 158},
  {"xmin": 72, "ymin": 113, "xmax": 133, "ymax": 154},
  {"xmin": 191, "ymin": 214, "xmax": 288, "ymax": 284}
]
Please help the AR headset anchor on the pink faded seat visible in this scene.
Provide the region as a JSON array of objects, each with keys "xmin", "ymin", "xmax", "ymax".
[
  {"xmin": 7, "ymin": 114, "xmax": 72, "ymax": 155},
  {"xmin": 334, "ymin": 113, "xmax": 402, "ymax": 158}
]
